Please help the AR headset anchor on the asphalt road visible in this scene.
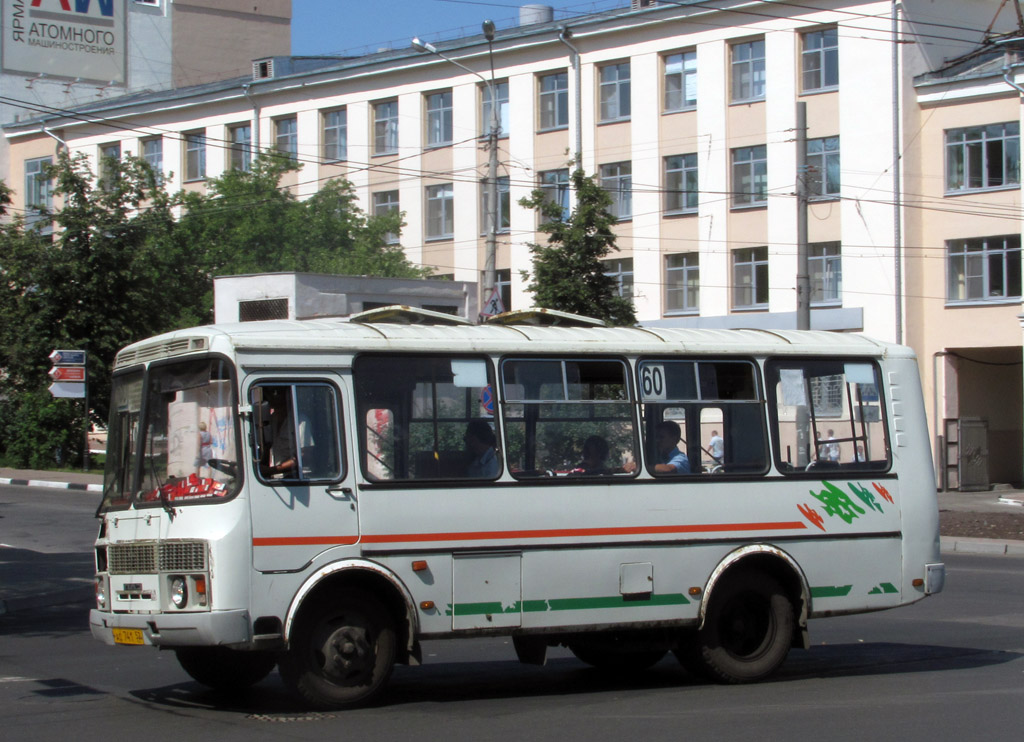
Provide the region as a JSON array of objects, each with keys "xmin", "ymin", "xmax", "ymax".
[{"xmin": 1, "ymin": 481, "xmax": 1022, "ymax": 740}]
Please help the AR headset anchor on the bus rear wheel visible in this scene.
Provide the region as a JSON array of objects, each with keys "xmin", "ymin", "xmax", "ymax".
[
  {"xmin": 175, "ymin": 646, "xmax": 278, "ymax": 691},
  {"xmin": 676, "ymin": 571, "xmax": 793, "ymax": 683},
  {"xmin": 279, "ymin": 589, "xmax": 396, "ymax": 709}
]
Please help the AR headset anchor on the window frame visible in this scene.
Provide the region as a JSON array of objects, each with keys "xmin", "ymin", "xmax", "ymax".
[
  {"xmin": 731, "ymin": 39, "xmax": 766, "ymax": 103},
  {"xmin": 664, "ymin": 153, "xmax": 699, "ymax": 214},
  {"xmin": 599, "ymin": 61, "xmax": 631, "ymax": 122},
  {"xmin": 425, "ymin": 183, "xmax": 455, "ymax": 240},
  {"xmin": 945, "ymin": 122, "xmax": 1020, "ymax": 194},
  {"xmin": 374, "ymin": 99, "xmax": 399, "ymax": 155},
  {"xmin": 732, "ymin": 246, "xmax": 770, "ymax": 310},
  {"xmin": 663, "ymin": 50, "xmax": 697, "ymax": 113},
  {"xmin": 373, "ymin": 190, "xmax": 401, "ymax": 245},
  {"xmin": 99, "ymin": 142, "xmax": 121, "ymax": 189},
  {"xmin": 322, "ymin": 108, "xmax": 348, "ymax": 162},
  {"xmin": 801, "ymin": 27, "xmax": 839, "ymax": 93},
  {"xmin": 23, "ymin": 155, "xmax": 53, "ymax": 228},
  {"xmin": 603, "ymin": 257, "xmax": 634, "ymax": 300},
  {"xmin": 731, "ymin": 145, "xmax": 768, "ymax": 208},
  {"xmin": 600, "ymin": 161, "xmax": 633, "ymax": 220},
  {"xmin": 229, "ymin": 123, "xmax": 252, "ymax": 172},
  {"xmin": 539, "ymin": 168, "xmax": 571, "ymax": 222},
  {"xmin": 425, "ymin": 90, "xmax": 454, "ymax": 148},
  {"xmin": 806, "ymin": 136, "xmax": 840, "ymax": 199},
  {"xmin": 141, "ymin": 137, "xmax": 163, "ymax": 179},
  {"xmin": 538, "ymin": 70, "xmax": 569, "ymax": 131},
  {"xmin": 665, "ymin": 252, "xmax": 700, "ymax": 313},
  {"xmin": 274, "ymin": 116, "xmax": 298, "ymax": 161},
  {"xmin": 809, "ymin": 241, "xmax": 842, "ymax": 306},
  {"xmin": 480, "ymin": 175, "xmax": 511, "ymax": 234},
  {"xmin": 184, "ymin": 130, "xmax": 207, "ymax": 181},
  {"xmin": 946, "ymin": 234, "xmax": 1022, "ymax": 304}
]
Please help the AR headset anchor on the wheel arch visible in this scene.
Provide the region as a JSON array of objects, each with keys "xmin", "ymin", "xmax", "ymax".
[
  {"xmin": 699, "ymin": 544, "xmax": 810, "ymax": 648},
  {"xmin": 285, "ymin": 559, "xmax": 421, "ymax": 664}
]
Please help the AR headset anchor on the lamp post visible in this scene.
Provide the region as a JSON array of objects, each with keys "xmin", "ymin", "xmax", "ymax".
[{"xmin": 412, "ymin": 22, "xmax": 500, "ymax": 310}]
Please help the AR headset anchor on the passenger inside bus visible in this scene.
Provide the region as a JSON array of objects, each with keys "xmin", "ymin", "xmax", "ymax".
[
  {"xmin": 464, "ymin": 420, "xmax": 499, "ymax": 478},
  {"xmin": 260, "ymin": 387, "xmax": 299, "ymax": 478},
  {"xmin": 574, "ymin": 435, "xmax": 611, "ymax": 475},
  {"xmin": 653, "ymin": 420, "xmax": 690, "ymax": 474}
]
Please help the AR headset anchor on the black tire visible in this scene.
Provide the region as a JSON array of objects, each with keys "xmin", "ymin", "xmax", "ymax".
[
  {"xmin": 175, "ymin": 646, "xmax": 278, "ymax": 690},
  {"xmin": 279, "ymin": 589, "xmax": 396, "ymax": 709},
  {"xmin": 677, "ymin": 571, "xmax": 794, "ymax": 684},
  {"xmin": 569, "ymin": 637, "xmax": 667, "ymax": 672}
]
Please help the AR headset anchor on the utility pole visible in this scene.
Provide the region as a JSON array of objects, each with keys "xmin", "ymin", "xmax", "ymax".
[{"xmin": 795, "ymin": 101, "xmax": 810, "ymax": 331}]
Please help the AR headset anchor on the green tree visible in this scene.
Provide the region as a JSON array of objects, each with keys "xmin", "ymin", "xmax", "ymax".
[{"xmin": 518, "ymin": 168, "xmax": 636, "ymax": 326}]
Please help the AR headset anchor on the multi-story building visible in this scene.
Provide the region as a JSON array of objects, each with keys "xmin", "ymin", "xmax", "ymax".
[{"xmin": 3, "ymin": 0, "xmax": 1021, "ymax": 485}]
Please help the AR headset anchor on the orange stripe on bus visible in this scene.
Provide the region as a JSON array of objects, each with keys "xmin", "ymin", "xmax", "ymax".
[{"xmin": 359, "ymin": 521, "xmax": 808, "ymax": 544}]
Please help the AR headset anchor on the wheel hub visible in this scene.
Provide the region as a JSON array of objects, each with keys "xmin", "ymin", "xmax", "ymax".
[{"xmin": 320, "ymin": 625, "xmax": 373, "ymax": 682}]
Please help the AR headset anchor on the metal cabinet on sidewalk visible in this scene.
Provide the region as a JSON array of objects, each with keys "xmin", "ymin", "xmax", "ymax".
[{"xmin": 942, "ymin": 417, "xmax": 989, "ymax": 492}]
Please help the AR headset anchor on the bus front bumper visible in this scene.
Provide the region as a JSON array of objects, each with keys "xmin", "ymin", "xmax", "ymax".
[{"xmin": 90, "ymin": 608, "xmax": 252, "ymax": 648}]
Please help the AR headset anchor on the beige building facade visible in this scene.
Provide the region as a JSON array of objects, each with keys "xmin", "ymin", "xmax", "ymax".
[{"xmin": 4, "ymin": 0, "xmax": 1022, "ymax": 486}]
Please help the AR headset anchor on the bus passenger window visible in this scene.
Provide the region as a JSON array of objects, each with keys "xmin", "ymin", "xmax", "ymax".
[
  {"xmin": 502, "ymin": 358, "xmax": 638, "ymax": 479},
  {"xmin": 353, "ymin": 355, "xmax": 500, "ymax": 481},
  {"xmin": 638, "ymin": 359, "xmax": 768, "ymax": 477},
  {"xmin": 251, "ymin": 383, "xmax": 343, "ymax": 483},
  {"xmin": 766, "ymin": 359, "xmax": 890, "ymax": 474}
]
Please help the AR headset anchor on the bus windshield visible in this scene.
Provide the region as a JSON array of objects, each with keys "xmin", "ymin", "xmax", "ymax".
[{"xmin": 99, "ymin": 358, "xmax": 241, "ymax": 512}]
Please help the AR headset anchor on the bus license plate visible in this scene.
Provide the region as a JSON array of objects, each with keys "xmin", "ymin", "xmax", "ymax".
[{"xmin": 112, "ymin": 628, "xmax": 145, "ymax": 645}]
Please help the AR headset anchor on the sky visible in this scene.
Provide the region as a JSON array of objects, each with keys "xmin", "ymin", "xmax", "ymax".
[{"xmin": 290, "ymin": 0, "xmax": 623, "ymax": 57}]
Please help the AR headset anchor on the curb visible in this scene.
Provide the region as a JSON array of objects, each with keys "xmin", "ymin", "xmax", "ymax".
[
  {"xmin": 0, "ymin": 477, "xmax": 102, "ymax": 493},
  {"xmin": 940, "ymin": 535, "xmax": 1024, "ymax": 557}
]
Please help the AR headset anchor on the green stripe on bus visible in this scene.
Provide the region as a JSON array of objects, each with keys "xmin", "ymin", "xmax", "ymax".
[
  {"xmin": 868, "ymin": 582, "xmax": 899, "ymax": 595},
  {"xmin": 448, "ymin": 593, "xmax": 690, "ymax": 617},
  {"xmin": 810, "ymin": 585, "xmax": 853, "ymax": 598}
]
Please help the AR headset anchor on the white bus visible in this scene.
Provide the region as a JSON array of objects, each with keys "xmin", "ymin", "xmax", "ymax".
[{"xmin": 90, "ymin": 308, "xmax": 945, "ymax": 709}]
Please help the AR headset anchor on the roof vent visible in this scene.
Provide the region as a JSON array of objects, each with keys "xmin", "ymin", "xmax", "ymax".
[
  {"xmin": 252, "ymin": 58, "xmax": 274, "ymax": 80},
  {"xmin": 631, "ymin": 0, "xmax": 658, "ymax": 9}
]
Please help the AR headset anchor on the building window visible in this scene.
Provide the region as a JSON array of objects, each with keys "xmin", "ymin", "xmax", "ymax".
[
  {"xmin": 275, "ymin": 117, "xmax": 297, "ymax": 160},
  {"xmin": 373, "ymin": 190, "xmax": 400, "ymax": 244},
  {"xmin": 141, "ymin": 137, "xmax": 162, "ymax": 179},
  {"xmin": 947, "ymin": 235, "xmax": 1022, "ymax": 303},
  {"xmin": 538, "ymin": 71, "xmax": 569, "ymax": 130},
  {"xmin": 664, "ymin": 51, "xmax": 697, "ymax": 112},
  {"xmin": 184, "ymin": 130, "xmax": 206, "ymax": 181},
  {"xmin": 481, "ymin": 80, "xmax": 509, "ymax": 137},
  {"xmin": 495, "ymin": 268, "xmax": 512, "ymax": 312},
  {"xmin": 802, "ymin": 27, "xmax": 839, "ymax": 92},
  {"xmin": 323, "ymin": 108, "xmax": 347, "ymax": 162},
  {"xmin": 666, "ymin": 253, "xmax": 699, "ymax": 312},
  {"xmin": 731, "ymin": 39, "xmax": 766, "ymax": 102},
  {"xmin": 600, "ymin": 161, "xmax": 632, "ymax": 219},
  {"xmin": 426, "ymin": 183, "xmax": 454, "ymax": 239},
  {"xmin": 229, "ymin": 124, "xmax": 252, "ymax": 171},
  {"xmin": 539, "ymin": 168, "xmax": 570, "ymax": 222},
  {"xmin": 664, "ymin": 153, "xmax": 698, "ymax": 214},
  {"xmin": 99, "ymin": 142, "xmax": 121, "ymax": 188},
  {"xmin": 374, "ymin": 100, "xmax": 399, "ymax": 155},
  {"xmin": 480, "ymin": 176, "xmax": 510, "ymax": 233},
  {"xmin": 946, "ymin": 123, "xmax": 1020, "ymax": 193},
  {"xmin": 426, "ymin": 90, "xmax": 453, "ymax": 147},
  {"xmin": 806, "ymin": 136, "xmax": 840, "ymax": 198},
  {"xmin": 603, "ymin": 258, "xmax": 634, "ymax": 299},
  {"xmin": 732, "ymin": 145, "xmax": 767, "ymax": 207},
  {"xmin": 599, "ymin": 62, "xmax": 631, "ymax": 122},
  {"xmin": 809, "ymin": 242, "xmax": 842, "ymax": 305},
  {"xmin": 733, "ymin": 246, "xmax": 769, "ymax": 309},
  {"xmin": 23, "ymin": 156, "xmax": 52, "ymax": 228}
]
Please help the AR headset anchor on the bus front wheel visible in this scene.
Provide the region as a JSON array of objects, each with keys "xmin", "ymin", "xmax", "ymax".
[
  {"xmin": 175, "ymin": 646, "xmax": 277, "ymax": 690},
  {"xmin": 279, "ymin": 589, "xmax": 396, "ymax": 709},
  {"xmin": 676, "ymin": 571, "xmax": 793, "ymax": 683}
]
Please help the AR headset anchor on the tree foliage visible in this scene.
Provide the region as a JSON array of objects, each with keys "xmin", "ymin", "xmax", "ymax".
[
  {"xmin": 518, "ymin": 168, "xmax": 636, "ymax": 326},
  {"xmin": 0, "ymin": 150, "xmax": 424, "ymax": 468}
]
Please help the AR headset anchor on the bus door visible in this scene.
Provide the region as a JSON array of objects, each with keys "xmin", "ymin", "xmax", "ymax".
[{"xmin": 247, "ymin": 377, "xmax": 356, "ymax": 572}]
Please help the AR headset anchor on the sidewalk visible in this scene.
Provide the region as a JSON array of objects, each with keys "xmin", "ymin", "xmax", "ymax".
[{"xmin": 2, "ymin": 469, "xmax": 1023, "ymax": 615}]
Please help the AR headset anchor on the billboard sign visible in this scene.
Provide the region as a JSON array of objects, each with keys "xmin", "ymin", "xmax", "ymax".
[{"xmin": 3, "ymin": 0, "xmax": 126, "ymax": 85}]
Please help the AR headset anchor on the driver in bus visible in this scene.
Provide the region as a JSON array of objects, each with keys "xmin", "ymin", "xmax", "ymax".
[
  {"xmin": 464, "ymin": 420, "xmax": 499, "ymax": 478},
  {"xmin": 653, "ymin": 420, "xmax": 690, "ymax": 474}
]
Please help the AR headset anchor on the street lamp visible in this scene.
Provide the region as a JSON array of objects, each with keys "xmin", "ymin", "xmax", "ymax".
[{"xmin": 412, "ymin": 21, "xmax": 500, "ymax": 314}]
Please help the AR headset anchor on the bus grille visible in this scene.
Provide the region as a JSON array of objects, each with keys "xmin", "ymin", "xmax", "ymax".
[{"xmin": 108, "ymin": 542, "xmax": 207, "ymax": 574}]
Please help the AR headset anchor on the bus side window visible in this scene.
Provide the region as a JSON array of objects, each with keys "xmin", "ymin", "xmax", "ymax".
[{"xmin": 251, "ymin": 383, "xmax": 343, "ymax": 483}]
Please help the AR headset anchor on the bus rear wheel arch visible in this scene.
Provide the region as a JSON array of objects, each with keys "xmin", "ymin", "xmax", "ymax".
[{"xmin": 675, "ymin": 570, "xmax": 795, "ymax": 683}]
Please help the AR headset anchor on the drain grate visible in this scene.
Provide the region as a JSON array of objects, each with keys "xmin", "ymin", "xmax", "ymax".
[{"xmin": 247, "ymin": 713, "xmax": 336, "ymax": 723}]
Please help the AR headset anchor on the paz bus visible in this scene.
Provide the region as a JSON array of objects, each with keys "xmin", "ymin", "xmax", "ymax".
[{"xmin": 89, "ymin": 307, "xmax": 944, "ymax": 709}]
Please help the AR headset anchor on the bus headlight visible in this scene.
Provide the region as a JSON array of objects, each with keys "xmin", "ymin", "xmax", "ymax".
[
  {"xmin": 169, "ymin": 576, "xmax": 188, "ymax": 609},
  {"xmin": 95, "ymin": 577, "xmax": 107, "ymax": 609}
]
